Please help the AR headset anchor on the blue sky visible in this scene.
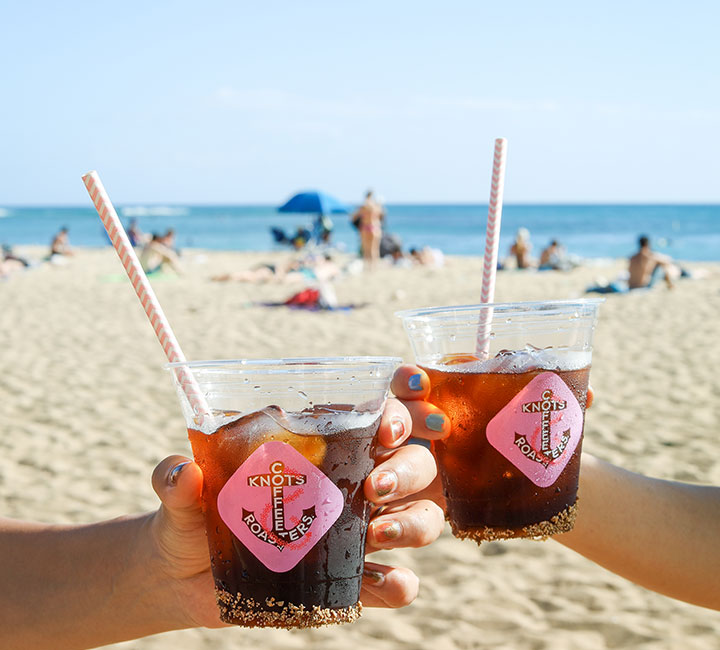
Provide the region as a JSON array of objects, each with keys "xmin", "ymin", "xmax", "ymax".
[{"xmin": 1, "ymin": 1, "xmax": 719, "ymax": 204}]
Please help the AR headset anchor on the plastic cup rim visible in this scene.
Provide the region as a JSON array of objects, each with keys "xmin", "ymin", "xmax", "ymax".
[
  {"xmin": 396, "ymin": 298, "xmax": 604, "ymax": 321},
  {"xmin": 165, "ymin": 356, "xmax": 402, "ymax": 373}
]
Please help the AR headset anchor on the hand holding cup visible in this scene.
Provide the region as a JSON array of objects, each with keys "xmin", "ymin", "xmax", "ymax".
[{"xmin": 147, "ymin": 393, "xmax": 444, "ymax": 629}]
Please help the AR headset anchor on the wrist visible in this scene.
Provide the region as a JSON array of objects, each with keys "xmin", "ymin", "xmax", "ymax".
[
  {"xmin": 144, "ymin": 505, "xmax": 222, "ymax": 630},
  {"xmin": 135, "ymin": 510, "xmax": 198, "ymax": 632},
  {"xmin": 98, "ymin": 513, "xmax": 185, "ymax": 639},
  {"xmin": 554, "ymin": 453, "xmax": 601, "ymax": 548}
]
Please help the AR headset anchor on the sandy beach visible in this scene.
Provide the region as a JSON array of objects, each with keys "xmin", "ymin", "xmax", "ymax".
[{"xmin": 2, "ymin": 247, "xmax": 719, "ymax": 650}]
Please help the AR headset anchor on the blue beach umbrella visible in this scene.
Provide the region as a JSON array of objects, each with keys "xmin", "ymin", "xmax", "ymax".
[{"xmin": 277, "ymin": 190, "xmax": 349, "ymax": 216}]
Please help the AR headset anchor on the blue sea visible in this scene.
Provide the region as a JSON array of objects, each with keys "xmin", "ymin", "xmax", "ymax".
[{"xmin": 0, "ymin": 204, "xmax": 718, "ymax": 261}]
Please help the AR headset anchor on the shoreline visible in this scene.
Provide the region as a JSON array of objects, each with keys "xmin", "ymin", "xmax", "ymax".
[
  {"xmin": 8, "ymin": 243, "xmax": 719, "ymax": 266},
  {"xmin": 3, "ymin": 203, "xmax": 719, "ymax": 262}
]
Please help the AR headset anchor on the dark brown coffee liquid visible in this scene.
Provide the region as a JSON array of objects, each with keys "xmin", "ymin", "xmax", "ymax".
[
  {"xmin": 188, "ymin": 405, "xmax": 379, "ymax": 627},
  {"xmin": 422, "ymin": 364, "xmax": 590, "ymax": 541}
]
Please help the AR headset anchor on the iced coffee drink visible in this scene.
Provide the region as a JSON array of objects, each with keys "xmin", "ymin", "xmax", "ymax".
[{"xmin": 399, "ymin": 301, "xmax": 601, "ymax": 543}]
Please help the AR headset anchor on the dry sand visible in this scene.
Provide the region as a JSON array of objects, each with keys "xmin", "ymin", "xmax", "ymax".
[{"xmin": 1, "ymin": 247, "xmax": 719, "ymax": 650}]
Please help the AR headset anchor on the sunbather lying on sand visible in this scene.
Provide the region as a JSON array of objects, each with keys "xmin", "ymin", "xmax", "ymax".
[{"xmin": 211, "ymin": 254, "xmax": 341, "ymax": 284}]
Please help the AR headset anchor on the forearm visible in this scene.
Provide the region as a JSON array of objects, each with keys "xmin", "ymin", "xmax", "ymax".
[
  {"xmin": 556, "ymin": 454, "xmax": 720, "ymax": 609},
  {"xmin": 0, "ymin": 514, "xmax": 182, "ymax": 650}
]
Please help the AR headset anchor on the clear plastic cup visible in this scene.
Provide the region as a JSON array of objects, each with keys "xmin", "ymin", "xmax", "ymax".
[
  {"xmin": 398, "ymin": 300, "xmax": 602, "ymax": 544},
  {"xmin": 167, "ymin": 357, "xmax": 400, "ymax": 628}
]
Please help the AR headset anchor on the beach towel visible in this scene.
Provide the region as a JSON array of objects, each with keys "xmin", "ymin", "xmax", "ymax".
[
  {"xmin": 284, "ymin": 287, "xmax": 321, "ymax": 307},
  {"xmin": 260, "ymin": 287, "xmax": 364, "ymax": 312}
]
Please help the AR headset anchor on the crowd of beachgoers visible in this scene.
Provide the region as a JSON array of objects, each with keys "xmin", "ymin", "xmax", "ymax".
[{"xmin": 2, "ymin": 189, "xmax": 698, "ymax": 306}]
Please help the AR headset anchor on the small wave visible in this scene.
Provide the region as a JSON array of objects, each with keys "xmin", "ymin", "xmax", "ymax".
[
  {"xmin": 0, "ymin": 208, "xmax": 11, "ymax": 218},
  {"xmin": 120, "ymin": 206, "xmax": 189, "ymax": 218}
]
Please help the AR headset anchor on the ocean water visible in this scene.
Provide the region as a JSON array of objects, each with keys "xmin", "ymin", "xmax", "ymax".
[{"xmin": 0, "ymin": 204, "xmax": 718, "ymax": 261}]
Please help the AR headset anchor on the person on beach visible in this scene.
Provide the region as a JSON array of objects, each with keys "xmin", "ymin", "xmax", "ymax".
[
  {"xmin": 140, "ymin": 233, "xmax": 183, "ymax": 275},
  {"xmin": 312, "ymin": 214, "xmax": 334, "ymax": 245},
  {"xmin": 538, "ymin": 240, "xmax": 580, "ymax": 271},
  {"xmin": 391, "ymin": 365, "xmax": 720, "ymax": 611},
  {"xmin": 162, "ymin": 228, "xmax": 181, "ymax": 256},
  {"xmin": 49, "ymin": 227, "xmax": 74, "ymax": 259},
  {"xmin": 507, "ymin": 228, "xmax": 534, "ymax": 269},
  {"xmin": 0, "ymin": 398, "xmax": 443, "ymax": 649},
  {"xmin": 587, "ymin": 235, "xmax": 689, "ymax": 294},
  {"xmin": 352, "ymin": 190, "xmax": 384, "ymax": 269},
  {"xmin": 1, "ymin": 245, "xmax": 32, "ymax": 277},
  {"xmin": 2, "ymin": 244, "xmax": 31, "ymax": 269},
  {"xmin": 628, "ymin": 235, "xmax": 682, "ymax": 289},
  {"xmin": 211, "ymin": 254, "xmax": 341, "ymax": 284},
  {"xmin": 538, "ymin": 240, "xmax": 568, "ymax": 270},
  {"xmin": 410, "ymin": 246, "xmax": 445, "ymax": 268},
  {"xmin": 127, "ymin": 219, "xmax": 150, "ymax": 248}
]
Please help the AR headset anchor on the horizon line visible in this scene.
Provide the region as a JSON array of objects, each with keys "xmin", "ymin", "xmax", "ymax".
[{"xmin": 2, "ymin": 201, "xmax": 720, "ymax": 209}]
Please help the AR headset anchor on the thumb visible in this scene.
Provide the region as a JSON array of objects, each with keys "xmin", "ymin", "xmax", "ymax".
[{"xmin": 151, "ymin": 455, "xmax": 205, "ymax": 532}]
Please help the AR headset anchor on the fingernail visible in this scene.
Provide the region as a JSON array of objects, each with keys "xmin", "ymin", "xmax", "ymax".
[
  {"xmin": 390, "ymin": 417, "xmax": 405, "ymax": 443},
  {"xmin": 371, "ymin": 470, "xmax": 397, "ymax": 498},
  {"xmin": 168, "ymin": 461, "xmax": 191, "ymax": 486},
  {"xmin": 425, "ymin": 413, "xmax": 445, "ymax": 433},
  {"xmin": 376, "ymin": 520, "xmax": 402, "ymax": 540},
  {"xmin": 363, "ymin": 567, "xmax": 385, "ymax": 585},
  {"xmin": 408, "ymin": 373, "xmax": 423, "ymax": 391}
]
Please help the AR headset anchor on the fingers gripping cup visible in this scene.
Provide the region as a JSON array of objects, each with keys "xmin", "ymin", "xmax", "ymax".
[
  {"xmin": 398, "ymin": 301, "xmax": 601, "ymax": 544},
  {"xmin": 167, "ymin": 357, "xmax": 399, "ymax": 628}
]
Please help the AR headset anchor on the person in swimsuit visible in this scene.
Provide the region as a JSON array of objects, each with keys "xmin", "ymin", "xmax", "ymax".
[
  {"xmin": 139, "ymin": 233, "xmax": 183, "ymax": 275},
  {"xmin": 508, "ymin": 228, "xmax": 534, "ymax": 269},
  {"xmin": 127, "ymin": 219, "xmax": 149, "ymax": 248},
  {"xmin": 49, "ymin": 227, "xmax": 74, "ymax": 258},
  {"xmin": 353, "ymin": 190, "xmax": 384, "ymax": 269},
  {"xmin": 628, "ymin": 235, "xmax": 681, "ymax": 289},
  {"xmin": 587, "ymin": 235, "xmax": 688, "ymax": 294}
]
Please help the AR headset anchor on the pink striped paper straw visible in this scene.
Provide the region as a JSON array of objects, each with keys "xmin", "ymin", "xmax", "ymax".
[
  {"xmin": 81, "ymin": 171, "xmax": 212, "ymax": 424},
  {"xmin": 475, "ymin": 138, "xmax": 508, "ymax": 358}
]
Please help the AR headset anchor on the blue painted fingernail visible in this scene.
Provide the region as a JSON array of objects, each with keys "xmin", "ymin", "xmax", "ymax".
[
  {"xmin": 168, "ymin": 461, "xmax": 191, "ymax": 486},
  {"xmin": 408, "ymin": 373, "xmax": 423, "ymax": 391},
  {"xmin": 425, "ymin": 413, "xmax": 445, "ymax": 432}
]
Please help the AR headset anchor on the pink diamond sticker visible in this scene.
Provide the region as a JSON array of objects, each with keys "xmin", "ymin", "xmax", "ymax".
[
  {"xmin": 486, "ymin": 372, "xmax": 584, "ymax": 488},
  {"xmin": 217, "ymin": 440, "xmax": 344, "ymax": 573}
]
